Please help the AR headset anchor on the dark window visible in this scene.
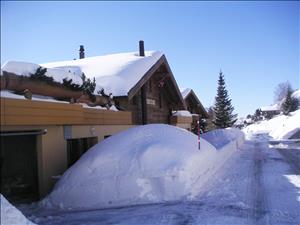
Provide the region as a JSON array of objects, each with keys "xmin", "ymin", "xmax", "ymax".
[
  {"xmin": 159, "ymin": 92, "xmax": 162, "ymax": 108},
  {"xmin": 67, "ymin": 137, "xmax": 97, "ymax": 167},
  {"xmin": 1, "ymin": 135, "xmax": 39, "ymax": 203}
]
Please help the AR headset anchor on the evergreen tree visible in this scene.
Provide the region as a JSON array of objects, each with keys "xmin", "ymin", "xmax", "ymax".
[
  {"xmin": 81, "ymin": 73, "xmax": 96, "ymax": 94},
  {"xmin": 30, "ymin": 67, "xmax": 53, "ymax": 84},
  {"xmin": 253, "ymin": 109, "xmax": 262, "ymax": 121},
  {"xmin": 213, "ymin": 71, "xmax": 237, "ymax": 128},
  {"xmin": 281, "ymin": 88, "xmax": 299, "ymax": 115}
]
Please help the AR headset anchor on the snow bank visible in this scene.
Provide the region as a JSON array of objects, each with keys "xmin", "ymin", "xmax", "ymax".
[
  {"xmin": 172, "ymin": 110, "xmax": 192, "ymax": 117},
  {"xmin": 42, "ymin": 124, "xmax": 243, "ymax": 210},
  {"xmin": 244, "ymin": 109, "xmax": 300, "ymax": 140},
  {"xmin": 1, "ymin": 61, "xmax": 82, "ymax": 85},
  {"xmin": 0, "ymin": 194, "xmax": 36, "ymax": 225},
  {"xmin": 41, "ymin": 51, "xmax": 163, "ymax": 96},
  {"xmin": 201, "ymin": 128, "xmax": 245, "ymax": 149},
  {"xmin": 269, "ymin": 110, "xmax": 300, "ymax": 139}
]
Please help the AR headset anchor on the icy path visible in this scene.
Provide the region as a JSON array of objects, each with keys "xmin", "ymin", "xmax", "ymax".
[{"xmin": 22, "ymin": 135, "xmax": 300, "ymax": 225}]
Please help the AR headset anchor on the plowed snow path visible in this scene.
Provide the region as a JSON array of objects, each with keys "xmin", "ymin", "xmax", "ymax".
[{"xmin": 21, "ymin": 135, "xmax": 300, "ymax": 225}]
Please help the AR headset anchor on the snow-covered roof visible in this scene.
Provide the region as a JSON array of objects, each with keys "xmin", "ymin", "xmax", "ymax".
[
  {"xmin": 292, "ymin": 89, "xmax": 300, "ymax": 101},
  {"xmin": 1, "ymin": 61, "xmax": 82, "ymax": 85},
  {"xmin": 260, "ymin": 103, "xmax": 280, "ymax": 112},
  {"xmin": 41, "ymin": 51, "xmax": 163, "ymax": 96},
  {"xmin": 180, "ymin": 88, "xmax": 192, "ymax": 99},
  {"xmin": 0, "ymin": 90, "xmax": 118, "ymax": 110},
  {"xmin": 172, "ymin": 110, "xmax": 192, "ymax": 117}
]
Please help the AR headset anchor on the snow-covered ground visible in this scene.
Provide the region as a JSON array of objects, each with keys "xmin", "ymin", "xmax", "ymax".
[
  {"xmin": 243, "ymin": 109, "xmax": 300, "ymax": 140},
  {"xmin": 17, "ymin": 132, "xmax": 300, "ymax": 225},
  {"xmin": 0, "ymin": 194, "xmax": 36, "ymax": 225},
  {"xmin": 4, "ymin": 121, "xmax": 300, "ymax": 225}
]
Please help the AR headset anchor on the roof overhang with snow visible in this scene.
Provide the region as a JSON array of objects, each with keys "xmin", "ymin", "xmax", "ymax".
[{"xmin": 127, "ymin": 54, "xmax": 185, "ymax": 109}]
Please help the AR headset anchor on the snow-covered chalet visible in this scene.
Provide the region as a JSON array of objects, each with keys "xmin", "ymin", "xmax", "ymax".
[{"xmin": 0, "ymin": 41, "xmax": 208, "ymax": 202}]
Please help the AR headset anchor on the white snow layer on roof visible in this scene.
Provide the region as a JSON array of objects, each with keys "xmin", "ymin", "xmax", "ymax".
[
  {"xmin": 0, "ymin": 90, "xmax": 69, "ymax": 104},
  {"xmin": 0, "ymin": 90, "xmax": 117, "ymax": 110},
  {"xmin": 243, "ymin": 109, "xmax": 300, "ymax": 140},
  {"xmin": 41, "ymin": 51, "xmax": 163, "ymax": 96},
  {"xmin": 180, "ymin": 88, "xmax": 192, "ymax": 99},
  {"xmin": 42, "ymin": 124, "xmax": 244, "ymax": 210},
  {"xmin": 292, "ymin": 89, "xmax": 300, "ymax": 101},
  {"xmin": 1, "ymin": 194, "xmax": 36, "ymax": 225},
  {"xmin": 172, "ymin": 110, "xmax": 192, "ymax": 117},
  {"xmin": 1, "ymin": 61, "xmax": 82, "ymax": 85}
]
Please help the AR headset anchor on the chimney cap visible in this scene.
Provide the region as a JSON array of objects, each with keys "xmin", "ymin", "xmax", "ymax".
[
  {"xmin": 139, "ymin": 40, "xmax": 145, "ymax": 57},
  {"xmin": 79, "ymin": 45, "xmax": 85, "ymax": 59}
]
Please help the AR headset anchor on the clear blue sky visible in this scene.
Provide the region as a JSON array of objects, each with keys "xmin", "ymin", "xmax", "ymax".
[{"xmin": 1, "ymin": 1, "xmax": 299, "ymax": 117}]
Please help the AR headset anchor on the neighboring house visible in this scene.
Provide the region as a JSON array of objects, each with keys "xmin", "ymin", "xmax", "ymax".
[
  {"xmin": 181, "ymin": 88, "xmax": 208, "ymax": 118},
  {"xmin": 180, "ymin": 88, "xmax": 208, "ymax": 132},
  {"xmin": 260, "ymin": 104, "xmax": 281, "ymax": 118}
]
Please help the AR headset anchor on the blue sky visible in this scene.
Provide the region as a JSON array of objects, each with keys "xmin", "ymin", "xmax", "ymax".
[{"xmin": 1, "ymin": 1, "xmax": 299, "ymax": 117}]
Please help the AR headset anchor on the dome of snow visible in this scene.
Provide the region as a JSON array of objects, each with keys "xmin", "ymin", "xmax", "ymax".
[{"xmin": 43, "ymin": 124, "xmax": 225, "ymax": 210}]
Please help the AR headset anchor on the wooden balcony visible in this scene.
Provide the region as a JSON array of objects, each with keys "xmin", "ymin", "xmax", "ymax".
[{"xmin": 1, "ymin": 97, "xmax": 132, "ymax": 126}]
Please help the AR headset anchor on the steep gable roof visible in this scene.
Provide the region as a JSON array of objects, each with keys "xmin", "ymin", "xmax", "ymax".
[
  {"xmin": 41, "ymin": 51, "xmax": 163, "ymax": 97},
  {"xmin": 180, "ymin": 88, "xmax": 208, "ymax": 118}
]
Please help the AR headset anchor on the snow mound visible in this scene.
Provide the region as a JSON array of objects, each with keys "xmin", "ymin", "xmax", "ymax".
[
  {"xmin": 269, "ymin": 110, "xmax": 300, "ymax": 139},
  {"xmin": 244, "ymin": 109, "xmax": 300, "ymax": 140},
  {"xmin": 41, "ymin": 51, "xmax": 163, "ymax": 96},
  {"xmin": 42, "ymin": 124, "xmax": 243, "ymax": 210},
  {"xmin": 0, "ymin": 194, "xmax": 36, "ymax": 225},
  {"xmin": 202, "ymin": 128, "xmax": 245, "ymax": 149}
]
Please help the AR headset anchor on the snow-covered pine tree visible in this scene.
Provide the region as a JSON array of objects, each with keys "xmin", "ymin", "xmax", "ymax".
[
  {"xmin": 281, "ymin": 88, "xmax": 298, "ymax": 115},
  {"xmin": 213, "ymin": 71, "xmax": 237, "ymax": 128}
]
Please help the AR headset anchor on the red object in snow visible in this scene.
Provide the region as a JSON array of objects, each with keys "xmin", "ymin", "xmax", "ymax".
[{"xmin": 197, "ymin": 120, "xmax": 200, "ymax": 150}]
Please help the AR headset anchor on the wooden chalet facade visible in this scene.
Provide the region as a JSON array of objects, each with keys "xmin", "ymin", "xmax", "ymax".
[{"xmin": 115, "ymin": 54, "xmax": 185, "ymax": 125}]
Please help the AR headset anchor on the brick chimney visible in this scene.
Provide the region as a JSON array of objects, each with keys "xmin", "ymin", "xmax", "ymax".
[
  {"xmin": 139, "ymin": 40, "xmax": 145, "ymax": 57},
  {"xmin": 79, "ymin": 45, "xmax": 85, "ymax": 59}
]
